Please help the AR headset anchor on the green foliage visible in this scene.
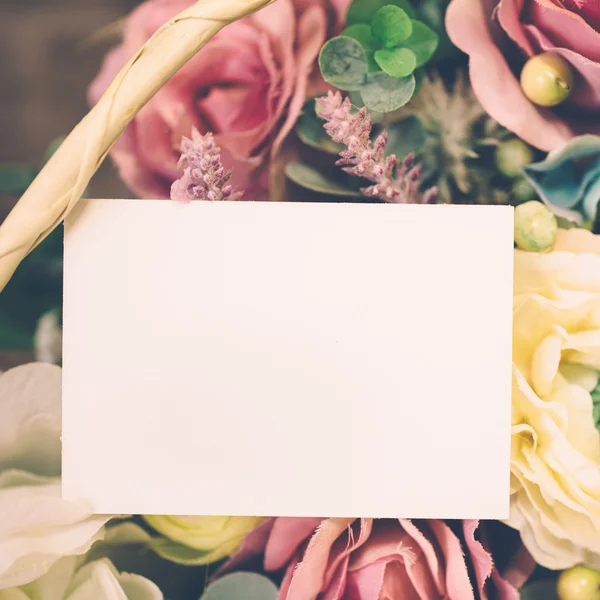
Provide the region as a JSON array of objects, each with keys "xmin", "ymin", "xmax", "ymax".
[
  {"xmin": 285, "ymin": 162, "xmax": 362, "ymax": 197},
  {"xmin": 0, "ymin": 165, "xmax": 39, "ymax": 195},
  {"xmin": 202, "ymin": 573, "xmax": 279, "ymax": 600},
  {"xmin": 386, "ymin": 115, "xmax": 427, "ymax": 159},
  {"xmin": 372, "ymin": 6, "xmax": 413, "ymax": 48},
  {"xmin": 360, "ymin": 71, "xmax": 416, "ymax": 113},
  {"xmin": 347, "ymin": 0, "xmax": 414, "ymax": 25},
  {"xmin": 296, "ymin": 102, "xmax": 344, "ymax": 154},
  {"xmin": 592, "ymin": 377, "xmax": 600, "ymax": 433},
  {"xmin": 319, "ymin": 37, "xmax": 368, "ymax": 91},
  {"xmin": 320, "ymin": 0, "xmax": 439, "ymax": 113},
  {"xmin": 374, "ymin": 47, "xmax": 417, "ymax": 78}
]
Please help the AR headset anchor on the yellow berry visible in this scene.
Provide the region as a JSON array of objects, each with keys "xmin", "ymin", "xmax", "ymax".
[
  {"xmin": 557, "ymin": 566, "xmax": 600, "ymax": 600},
  {"xmin": 495, "ymin": 139, "xmax": 534, "ymax": 179},
  {"xmin": 514, "ymin": 200, "xmax": 557, "ymax": 252},
  {"xmin": 520, "ymin": 52, "xmax": 574, "ymax": 107}
]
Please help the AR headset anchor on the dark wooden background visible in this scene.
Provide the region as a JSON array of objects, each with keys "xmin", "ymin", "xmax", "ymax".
[{"xmin": 0, "ymin": 0, "xmax": 141, "ymax": 368}]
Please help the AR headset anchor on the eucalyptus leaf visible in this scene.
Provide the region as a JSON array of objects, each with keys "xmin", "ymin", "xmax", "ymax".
[
  {"xmin": 386, "ymin": 116, "xmax": 426, "ymax": 159},
  {"xmin": 403, "ymin": 21, "xmax": 439, "ymax": 67},
  {"xmin": 0, "ymin": 164, "xmax": 39, "ymax": 194},
  {"xmin": 374, "ymin": 47, "xmax": 417, "ymax": 78},
  {"xmin": 202, "ymin": 573, "xmax": 278, "ymax": 600},
  {"xmin": 522, "ymin": 134, "xmax": 600, "ymax": 225},
  {"xmin": 360, "ymin": 71, "xmax": 416, "ymax": 113},
  {"xmin": 347, "ymin": 0, "xmax": 415, "ymax": 25},
  {"xmin": 413, "ymin": 0, "xmax": 459, "ymax": 63},
  {"xmin": 296, "ymin": 101, "xmax": 343, "ymax": 154},
  {"xmin": 286, "ymin": 163, "xmax": 362, "ymax": 197},
  {"xmin": 372, "ymin": 6, "xmax": 413, "ymax": 48},
  {"xmin": 319, "ymin": 36, "xmax": 368, "ymax": 91},
  {"xmin": 342, "ymin": 24, "xmax": 379, "ymax": 71}
]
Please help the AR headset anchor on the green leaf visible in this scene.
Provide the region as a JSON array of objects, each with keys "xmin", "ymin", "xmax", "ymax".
[
  {"xmin": 520, "ymin": 580, "xmax": 559, "ymax": 600},
  {"xmin": 360, "ymin": 71, "xmax": 416, "ymax": 113},
  {"xmin": 374, "ymin": 47, "xmax": 417, "ymax": 78},
  {"xmin": 372, "ymin": 6, "xmax": 413, "ymax": 48},
  {"xmin": 403, "ymin": 21, "xmax": 439, "ymax": 67},
  {"xmin": 347, "ymin": 0, "xmax": 415, "ymax": 25},
  {"xmin": 0, "ymin": 164, "xmax": 38, "ymax": 194},
  {"xmin": 202, "ymin": 573, "xmax": 279, "ymax": 600},
  {"xmin": 296, "ymin": 101, "xmax": 344, "ymax": 154},
  {"xmin": 385, "ymin": 116, "xmax": 427, "ymax": 159},
  {"xmin": 319, "ymin": 36, "xmax": 368, "ymax": 91},
  {"xmin": 285, "ymin": 163, "xmax": 362, "ymax": 197},
  {"xmin": 342, "ymin": 24, "xmax": 380, "ymax": 72}
]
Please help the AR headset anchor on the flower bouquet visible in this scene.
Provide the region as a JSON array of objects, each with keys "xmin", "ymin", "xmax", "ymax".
[{"xmin": 0, "ymin": 0, "xmax": 600, "ymax": 599}]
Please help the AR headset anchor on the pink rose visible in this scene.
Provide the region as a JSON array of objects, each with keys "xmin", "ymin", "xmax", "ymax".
[
  {"xmin": 89, "ymin": 0, "xmax": 350, "ymax": 199},
  {"xmin": 225, "ymin": 518, "xmax": 535, "ymax": 599},
  {"xmin": 446, "ymin": 0, "xmax": 600, "ymax": 152}
]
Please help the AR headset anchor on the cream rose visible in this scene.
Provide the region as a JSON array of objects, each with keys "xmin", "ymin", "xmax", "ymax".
[
  {"xmin": 508, "ymin": 229, "xmax": 600, "ymax": 569},
  {"xmin": 0, "ymin": 364, "xmax": 113, "ymax": 589},
  {"xmin": 144, "ymin": 515, "xmax": 264, "ymax": 565},
  {"xmin": 0, "ymin": 557, "xmax": 162, "ymax": 600}
]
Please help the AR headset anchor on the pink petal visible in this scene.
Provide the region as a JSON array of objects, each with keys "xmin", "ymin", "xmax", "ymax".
[
  {"xmin": 525, "ymin": 0, "xmax": 600, "ymax": 61},
  {"xmin": 462, "ymin": 520, "xmax": 493, "ymax": 599},
  {"xmin": 287, "ymin": 518, "xmax": 354, "ymax": 600},
  {"xmin": 497, "ymin": 0, "xmax": 534, "ymax": 55},
  {"xmin": 446, "ymin": 0, "xmax": 574, "ymax": 151},
  {"xmin": 273, "ymin": 4, "xmax": 328, "ymax": 154},
  {"xmin": 264, "ymin": 518, "xmax": 323, "ymax": 571},
  {"xmin": 427, "ymin": 520, "xmax": 475, "ymax": 600},
  {"xmin": 322, "ymin": 558, "xmax": 350, "ymax": 600},
  {"xmin": 345, "ymin": 561, "xmax": 387, "ymax": 600},
  {"xmin": 380, "ymin": 562, "xmax": 421, "ymax": 600}
]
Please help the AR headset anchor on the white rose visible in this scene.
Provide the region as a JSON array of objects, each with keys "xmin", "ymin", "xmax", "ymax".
[
  {"xmin": 1, "ymin": 556, "xmax": 162, "ymax": 600},
  {"xmin": 0, "ymin": 364, "xmax": 111, "ymax": 589}
]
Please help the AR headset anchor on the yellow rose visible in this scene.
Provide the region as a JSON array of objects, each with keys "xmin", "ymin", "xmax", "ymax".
[
  {"xmin": 144, "ymin": 515, "xmax": 263, "ymax": 565},
  {"xmin": 508, "ymin": 229, "xmax": 600, "ymax": 570}
]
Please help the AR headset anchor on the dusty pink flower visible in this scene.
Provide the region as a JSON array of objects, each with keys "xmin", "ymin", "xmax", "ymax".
[
  {"xmin": 446, "ymin": 0, "xmax": 600, "ymax": 152},
  {"xmin": 89, "ymin": 0, "xmax": 350, "ymax": 199},
  {"xmin": 225, "ymin": 518, "xmax": 535, "ymax": 600},
  {"xmin": 170, "ymin": 129, "xmax": 243, "ymax": 202},
  {"xmin": 316, "ymin": 92, "xmax": 438, "ymax": 203}
]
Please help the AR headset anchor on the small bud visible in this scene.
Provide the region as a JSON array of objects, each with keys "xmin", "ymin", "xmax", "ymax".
[
  {"xmin": 495, "ymin": 139, "xmax": 534, "ymax": 179},
  {"xmin": 557, "ymin": 565, "xmax": 600, "ymax": 600},
  {"xmin": 514, "ymin": 200, "xmax": 558, "ymax": 252}
]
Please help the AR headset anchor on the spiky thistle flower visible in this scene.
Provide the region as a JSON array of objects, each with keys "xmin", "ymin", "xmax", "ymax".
[
  {"xmin": 396, "ymin": 71, "xmax": 507, "ymax": 204},
  {"xmin": 171, "ymin": 128, "xmax": 243, "ymax": 202},
  {"xmin": 316, "ymin": 92, "xmax": 437, "ymax": 204}
]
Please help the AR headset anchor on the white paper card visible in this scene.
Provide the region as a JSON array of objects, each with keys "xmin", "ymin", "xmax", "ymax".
[{"xmin": 63, "ymin": 199, "xmax": 513, "ymax": 518}]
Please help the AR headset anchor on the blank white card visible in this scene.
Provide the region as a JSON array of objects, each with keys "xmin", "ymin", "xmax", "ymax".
[{"xmin": 62, "ymin": 200, "xmax": 514, "ymax": 518}]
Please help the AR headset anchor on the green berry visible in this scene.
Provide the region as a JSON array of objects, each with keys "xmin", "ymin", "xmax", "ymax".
[
  {"xmin": 557, "ymin": 566, "xmax": 600, "ymax": 600},
  {"xmin": 514, "ymin": 200, "xmax": 558, "ymax": 252},
  {"xmin": 520, "ymin": 52, "xmax": 574, "ymax": 107},
  {"xmin": 511, "ymin": 178, "xmax": 537, "ymax": 204},
  {"xmin": 495, "ymin": 139, "xmax": 534, "ymax": 179}
]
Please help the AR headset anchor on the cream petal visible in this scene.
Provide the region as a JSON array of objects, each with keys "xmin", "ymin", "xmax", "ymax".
[{"xmin": 0, "ymin": 364, "xmax": 62, "ymax": 477}]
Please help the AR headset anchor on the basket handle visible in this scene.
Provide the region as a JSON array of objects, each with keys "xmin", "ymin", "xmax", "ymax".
[{"xmin": 0, "ymin": 0, "xmax": 277, "ymax": 292}]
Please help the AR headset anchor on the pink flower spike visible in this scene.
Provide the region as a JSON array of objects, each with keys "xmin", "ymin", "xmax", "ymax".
[
  {"xmin": 316, "ymin": 91, "xmax": 436, "ymax": 204},
  {"xmin": 170, "ymin": 129, "xmax": 244, "ymax": 203}
]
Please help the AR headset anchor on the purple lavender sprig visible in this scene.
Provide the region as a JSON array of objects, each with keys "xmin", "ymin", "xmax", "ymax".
[
  {"xmin": 315, "ymin": 92, "xmax": 438, "ymax": 204},
  {"xmin": 170, "ymin": 128, "xmax": 243, "ymax": 202}
]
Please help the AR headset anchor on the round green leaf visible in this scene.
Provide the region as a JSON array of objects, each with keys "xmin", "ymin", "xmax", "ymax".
[
  {"xmin": 372, "ymin": 6, "xmax": 413, "ymax": 48},
  {"xmin": 403, "ymin": 20, "xmax": 439, "ymax": 67},
  {"xmin": 374, "ymin": 47, "xmax": 417, "ymax": 77},
  {"xmin": 360, "ymin": 71, "xmax": 416, "ymax": 113},
  {"xmin": 202, "ymin": 573, "xmax": 279, "ymax": 600},
  {"xmin": 347, "ymin": 0, "xmax": 415, "ymax": 25},
  {"xmin": 342, "ymin": 24, "xmax": 380, "ymax": 71},
  {"xmin": 319, "ymin": 36, "xmax": 368, "ymax": 91},
  {"xmin": 285, "ymin": 163, "xmax": 362, "ymax": 197}
]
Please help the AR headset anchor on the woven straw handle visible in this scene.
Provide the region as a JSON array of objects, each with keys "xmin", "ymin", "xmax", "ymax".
[{"xmin": 0, "ymin": 0, "xmax": 277, "ymax": 292}]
